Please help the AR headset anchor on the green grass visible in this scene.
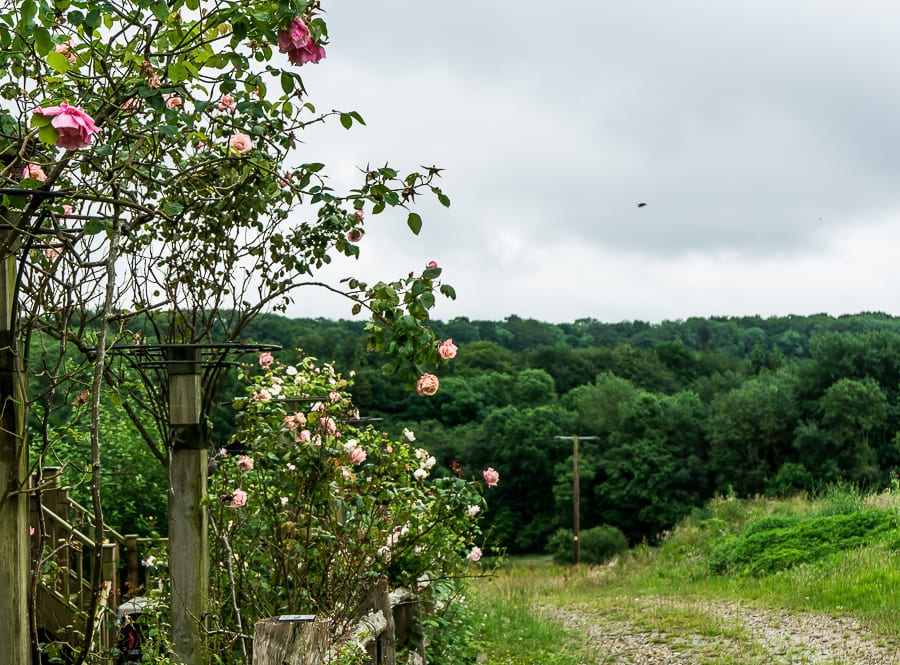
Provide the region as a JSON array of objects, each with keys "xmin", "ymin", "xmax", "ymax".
[{"xmin": 468, "ymin": 488, "xmax": 900, "ymax": 664}]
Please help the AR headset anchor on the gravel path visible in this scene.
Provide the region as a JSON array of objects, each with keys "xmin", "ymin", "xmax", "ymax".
[{"xmin": 538, "ymin": 597, "xmax": 900, "ymax": 664}]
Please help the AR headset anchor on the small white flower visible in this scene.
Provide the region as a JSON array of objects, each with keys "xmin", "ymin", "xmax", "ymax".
[
  {"xmin": 285, "ymin": 366, "xmax": 298, "ymax": 376},
  {"xmin": 414, "ymin": 468, "xmax": 428, "ymax": 481},
  {"xmin": 280, "ymin": 496, "xmax": 289, "ymax": 506},
  {"xmin": 466, "ymin": 504, "xmax": 481, "ymax": 517},
  {"xmin": 343, "ymin": 438, "xmax": 359, "ymax": 453},
  {"xmin": 402, "ymin": 427, "xmax": 416, "ymax": 442},
  {"xmin": 423, "ymin": 455, "xmax": 436, "ymax": 470}
]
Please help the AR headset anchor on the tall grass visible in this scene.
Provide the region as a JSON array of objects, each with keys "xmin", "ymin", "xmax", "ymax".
[{"xmin": 467, "ymin": 486, "xmax": 900, "ymax": 663}]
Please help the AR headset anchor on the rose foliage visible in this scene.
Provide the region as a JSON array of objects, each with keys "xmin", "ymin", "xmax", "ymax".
[
  {"xmin": 2, "ymin": 0, "xmax": 455, "ymax": 388},
  {"xmin": 206, "ymin": 354, "xmax": 493, "ymax": 659}
]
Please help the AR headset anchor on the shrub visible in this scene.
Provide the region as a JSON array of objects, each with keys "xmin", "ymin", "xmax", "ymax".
[
  {"xmin": 709, "ymin": 509, "xmax": 896, "ymax": 575},
  {"xmin": 547, "ymin": 525, "xmax": 628, "ymax": 565}
]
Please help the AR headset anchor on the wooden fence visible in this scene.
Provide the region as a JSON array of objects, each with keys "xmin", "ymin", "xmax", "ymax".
[{"xmin": 253, "ymin": 578, "xmax": 427, "ymax": 665}]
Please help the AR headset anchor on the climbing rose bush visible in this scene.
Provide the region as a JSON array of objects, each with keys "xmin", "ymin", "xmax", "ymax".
[{"xmin": 207, "ymin": 354, "xmax": 495, "ymax": 654}]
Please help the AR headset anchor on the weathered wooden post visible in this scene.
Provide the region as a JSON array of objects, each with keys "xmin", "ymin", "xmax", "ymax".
[
  {"xmin": 252, "ymin": 616, "xmax": 329, "ymax": 665},
  {"xmin": 0, "ymin": 214, "xmax": 31, "ymax": 664},
  {"xmin": 166, "ymin": 346, "xmax": 208, "ymax": 665}
]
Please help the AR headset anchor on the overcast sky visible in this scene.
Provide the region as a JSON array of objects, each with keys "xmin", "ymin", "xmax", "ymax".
[{"xmin": 284, "ymin": 1, "xmax": 900, "ymax": 324}]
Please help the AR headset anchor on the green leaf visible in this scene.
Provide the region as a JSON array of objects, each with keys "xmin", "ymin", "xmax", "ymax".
[
  {"xmin": 46, "ymin": 50, "xmax": 70, "ymax": 74},
  {"xmin": 33, "ymin": 27, "xmax": 52, "ymax": 55},
  {"xmin": 438, "ymin": 193, "xmax": 451, "ymax": 207},
  {"xmin": 168, "ymin": 62, "xmax": 188, "ymax": 83},
  {"xmin": 67, "ymin": 9, "xmax": 83, "ymax": 26},
  {"xmin": 339, "ymin": 113, "xmax": 352, "ymax": 130},
  {"xmin": 419, "ymin": 292, "xmax": 435, "ymax": 310},
  {"xmin": 19, "ymin": 0, "xmax": 37, "ymax": 30},
  {"xmin": 83, "ymin": 217, "xmax": 108, "ymax": 235},
  {"xmin": 161, "ymin": 201, "xmax": 183, "ymax": 216},
  {"xmin": 439, "ymin": 284, "xmax": 457, "ymax": 300},
  {"xmin": 84, "ymin": 8, "xmax": 101, "ymax": 27},
  {"xmin": 37, "ymin": 125, "xmax": 59, "ymax": 146},
  {"xmin": 407, "ymin": 212, "xmax": 422, "ymax": 235},
  {"xmin": 349, "ymin": 111, "xmax": 366, "ymax": 126},
  {"xmin": 281, "ymin": 72, "xmax": 294, "ymax": 95},
  {"xmin": 150, "ymin": 1, "xmax": 169, "ymax": 22},
  {"xmin": 422, "ymin": 267, "xmax": 441, "ymax": 280},
  {"xmin": 30, "ymin": 113, "xmax": 52, "ymax": 128}
]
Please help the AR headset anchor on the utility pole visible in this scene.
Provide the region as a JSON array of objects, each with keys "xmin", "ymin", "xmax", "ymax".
[{"xmin": 555, "ymin": 435, "xmax": 597, "ymax": 565}]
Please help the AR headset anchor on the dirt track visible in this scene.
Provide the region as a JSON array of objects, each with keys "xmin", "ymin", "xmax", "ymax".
[{"xmin": 539, "ymin": 597, "xmax": 900, "ymax": 664}]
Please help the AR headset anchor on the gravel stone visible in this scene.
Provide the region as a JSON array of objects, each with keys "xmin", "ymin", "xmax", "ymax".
[{"xmin": 537, "ymin": 597, "xmax": 900, "ymax": 664}]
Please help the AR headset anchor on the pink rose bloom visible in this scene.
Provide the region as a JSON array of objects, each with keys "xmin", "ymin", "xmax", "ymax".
[
  {"xmin": 61, "ymin": 204, "xmax": 73, "ymax": 217},
  {"xmin": 22, "ymin": 164, "xmax": 47, "ymax": 182},
  {"xmin": 321, "ymin": 417, "xmax": 337, "ymax": 436},
  {"xmin": 426, "ymin": 260, "xmax": 438, "ymax": 269},
  {"xmin": 236, "ymin": 455, "xmax": 254, "ymax": 472},
  {"xmin": 311, "ymin": 401, "xmax": 325, "ymax": 412},
  {"xmin": 277, "ymin": 17, "xmax": 326, "ymax": 67},
  {"xmin": 228, "ymin": 133, "xmax": 252, "ymax": 155},
  {"xmin": 219, "ymin": 94, "xmax": 236, "ymax": 111},
  {"xmin": 483, "ymin": 467, "xmax": 500, "ymax": 488},
  {"xmin": 296, "ymin": 429, "xmax": 312, "ymax": 443},
  {"xmin": 438, "ymin": 339, "xmax": 458, "ymax": 360},
  {"xmin": 55, "ymin": 42, "xmax": 76, "ymax": 64},
  {"xmin": 355, "ymin": 209, "xmax": 364, "ymax": 222},
  {"xmin": 259, "ymin": 351, "xmax": 274, "ymax": 370},
  {"xmin": 32, "ymin": 104, "xmax": 98, "ymax": 150},
  {"xmin": 467, "ymin": 546, "xmax": 483, "ymax": 562},
  {"xmin": 385, "ymin": 445, "xmax": 393, "ymax": 453},
  {"xmin": 416, "ymin": 373, "xmax": 439, "ymax": 397},
  {"xmin": 43, "ymin": 247, "xmax": 60, "ymax": 260},
  {"xmin": 164, "ymin": 93, "xmax": 182, "ymax": 109},
  {"xmin": 329, "ymin": 391, "xmax": 341, "ymax": 402},
  {"xmin": 349, "ymin": 446, "xmax": 366, "ymax": 465},
  {"xmin": 229, "ymin": 489, "xmax": 247, "ymax": 508},
  {"xmin": 284, "ymin": 412, "xmax": 306, "ymax": 431},
  {"xmin": 252, "ymin": 388, "xmax": 271, "ymax": 402},
  {"xmin": 29, "ymin": 526, "xmax": 35, "ymax": 536},
  {"xmin": 346, "ymin": 228, "xmax": 364, "ymax": 243}
]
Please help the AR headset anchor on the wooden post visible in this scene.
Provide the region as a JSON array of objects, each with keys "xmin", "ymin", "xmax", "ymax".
[
  {"xmin": 124, "ymin": 534, "xmax": 140, "ymax": 596},
  {"xmin": 252, "ymin": 616, "xmax": 329, "ymax": 665},
  {"xmin": 167, "ymin": 346, "xmax": 208, "ymax": 665},
  {"xmin": 372, "ymin": 577, "xmax": 396, "ymax": 665},
  {"xmin": 0, "ymin": 222, "xmax": 31, "ymax": 665}
]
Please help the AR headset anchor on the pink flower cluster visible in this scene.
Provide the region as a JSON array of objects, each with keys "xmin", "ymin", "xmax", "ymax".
[
  {"xmin": 259, "ymin": 352, "xmax": 274, "ymax": 370},
  {"xmin": 438, "ymin": 339, "xmax": 457, "ymax": 360},
  {"xmin": 349, "ymin": 446, "xmax": 366, "ymax": 466},
  {"xmin": 229, "ymin": 133, "xmax": 252, "ymax": 155},
  {"xmin": 230, "ymin": 489, "xmax": 247, "ymax": 508},
  {"xmin": 32, "ymin": 104, "xmax": 98, "ymax": 150},
  {"xmin": 237, "ymin": 455, "xmax": 254, "ymax": 472},
  {"xmin": 416, "ymin": 373, "xmax": 439, "ymax": 396},
  {"xmin": 482, "ymin": 467, "xmax": 500, "ymax": 487},
  {"xmin": 277, "ymin": 17, "xmax": 326, "ymax": 67},
  {"xmin": 22, "ymin": 164, "xmax": 46, "ymax": 182}
]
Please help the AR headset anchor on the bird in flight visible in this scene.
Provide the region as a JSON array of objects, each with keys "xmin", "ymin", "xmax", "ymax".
[{"xmin": 637, "ymin": 202, "xmax": 647, "ymax": 208}]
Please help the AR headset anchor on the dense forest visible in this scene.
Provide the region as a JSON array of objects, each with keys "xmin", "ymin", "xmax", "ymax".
[
  {"xmin": 227, "ymin": 311, "xmax": 900, "ymax": 554},
  {"xmin": 46, "ymin": 311, "xmax": 900, "ymax": 555}
]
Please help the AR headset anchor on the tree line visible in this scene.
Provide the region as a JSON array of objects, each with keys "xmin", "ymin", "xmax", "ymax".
[{"xmin": 242, "ymin": 311, "xmax": 900, "ymax": 554}]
